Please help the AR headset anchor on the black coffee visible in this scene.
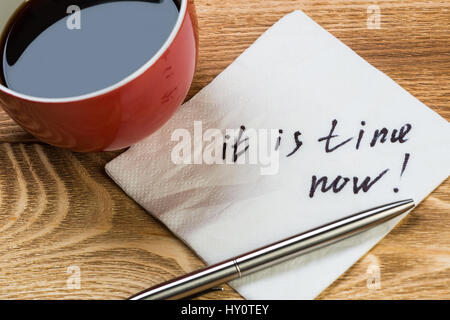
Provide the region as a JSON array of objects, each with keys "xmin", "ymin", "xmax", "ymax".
[{"xmin": 0, "ymin": 0, "xmax": 180, "ymax": 98}]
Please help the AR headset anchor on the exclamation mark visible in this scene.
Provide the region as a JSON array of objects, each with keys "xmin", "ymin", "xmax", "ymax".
[{"xmin": 393, "ymin": 153, "xmax": 410, "ymax": 193}]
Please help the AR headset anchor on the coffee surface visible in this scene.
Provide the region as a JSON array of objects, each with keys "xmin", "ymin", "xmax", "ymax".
[{"xmin": 0, "ymin": 0, "xmax": 180, "ymax": 98}]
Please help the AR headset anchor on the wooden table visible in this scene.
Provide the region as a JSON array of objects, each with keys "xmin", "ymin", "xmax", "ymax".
[{"xmin": 0, "ymin": 0, "xmax": 448, "ymax": 300}]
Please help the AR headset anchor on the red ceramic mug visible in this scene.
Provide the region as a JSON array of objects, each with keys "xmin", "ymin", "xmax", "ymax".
[{"xmin": 0, "ymin": 0, "xmax": 198, "ymax": 152}]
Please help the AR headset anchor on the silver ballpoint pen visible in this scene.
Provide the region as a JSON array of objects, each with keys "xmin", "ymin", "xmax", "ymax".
[{"xmin": 129, "ymin": 199, "xmax": 415, "ymax": 300}]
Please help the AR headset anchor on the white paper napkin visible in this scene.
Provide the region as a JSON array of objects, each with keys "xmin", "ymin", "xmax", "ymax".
[{"xmin": 106, "ymin": 10, "xmax": 450, "ymax": 299}]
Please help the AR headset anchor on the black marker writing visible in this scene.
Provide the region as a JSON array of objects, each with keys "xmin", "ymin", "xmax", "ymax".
[
  {"xmin": 394, "ymin": 153, "xmax": 411, "ymax": 193},
  {"xmin": 233, "ymin": 126, "xmax": 249, "ymax": 162},
  {"xmin": 401, "ymin": 153, "xmax": 410, "ymax": 176},
  {"xmin": 318, "ymin": 119, "xmax": 353, "ymax": 153},
  {"xmin": 353, "ymin": 169, "xmax": 389, "ymax": 194},
  {"xmin": 287, "ymin": 131, "xmax": 303, "ymax": 157},
  {"xmin": 390, "ymin": 124, "xmax": 412, "ymax": 143},
  {"xmin": 356, "ymin": 121, "xmax": 366, "ymax": 150},
  {"xmin": 309, "ymin": 175, "xmax": 350, "ymax": 198},
  {"xmin": 275, "ymin": 129, "xmax": 283, "ymax": 151},
  {"xmin": 309, "ymin": 169, "xmax": 389, "ymax": 198},
  {"xmin": 370, "ymin": 124, "xmax": 412, "ymax": 147},
  {"xmin": 222, "ymin": 134, "xmax": 230, "ymax": 160},
  {"xmin": 370, "ymin": 128, "xmax": 389, "ymax": 147}
]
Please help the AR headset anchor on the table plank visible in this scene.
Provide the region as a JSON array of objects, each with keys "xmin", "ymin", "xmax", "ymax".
[{"xmin": 0, "ymin": 0, "xmax": 448, "ymax": 299}]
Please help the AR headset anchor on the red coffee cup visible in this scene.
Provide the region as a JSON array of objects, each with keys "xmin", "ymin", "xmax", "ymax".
[{"xmin": 0, "ymin": 0, "xmax": 198, "ymax": 152}]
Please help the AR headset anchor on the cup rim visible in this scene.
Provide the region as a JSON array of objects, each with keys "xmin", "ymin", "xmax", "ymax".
[{"xmin": 0, "ymin": 0, "xmax": 187, "ymax": 103}]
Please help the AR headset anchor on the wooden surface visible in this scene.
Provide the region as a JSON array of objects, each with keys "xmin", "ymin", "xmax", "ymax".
[{"xmin": 0, "ymin": 0, "xmax": 448, "ymax": 300}]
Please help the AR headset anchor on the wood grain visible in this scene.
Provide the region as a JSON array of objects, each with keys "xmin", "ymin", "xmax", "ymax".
[{"xmin": 0, "ymin": 0, "xmax": 448, "ymax": 299}]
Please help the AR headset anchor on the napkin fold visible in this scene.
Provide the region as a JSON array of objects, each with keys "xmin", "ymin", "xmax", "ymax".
[{"xmin": 106, "ymin": 10, "xmax": 450, "ymax": 299}]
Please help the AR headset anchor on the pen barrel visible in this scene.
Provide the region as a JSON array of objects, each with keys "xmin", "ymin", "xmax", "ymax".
[
  {"xmin": 129, "ymin": 260, "xmax": 240, "ymax": 300},
  {"xmin": 130, "ymin": 199, "xmax": 414, "ymax": 300},
  {"xmin": 235, "ymin": 199, "xmax": 414, "ymax": 275}
]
